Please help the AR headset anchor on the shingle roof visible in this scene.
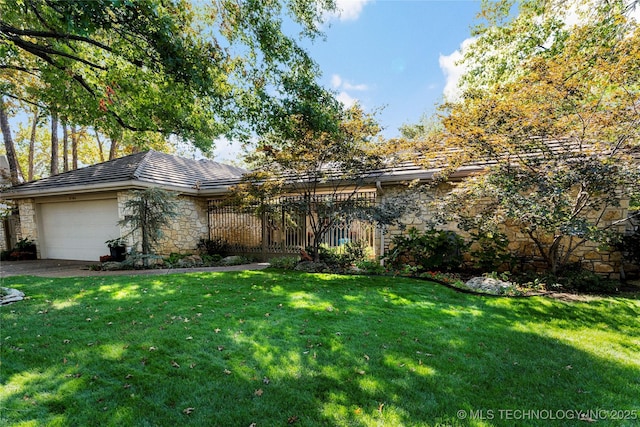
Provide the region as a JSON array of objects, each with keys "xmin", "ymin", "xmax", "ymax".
[{"xmin": 4, "ymin": 150, "xmax": 246, "ymax": 197}]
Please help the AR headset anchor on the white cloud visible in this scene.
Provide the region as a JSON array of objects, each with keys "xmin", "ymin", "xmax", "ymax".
[
  {"xmin": 336, "ymin": 91, "xmax": 357, "ymax": 107},
  {"xmin": 331, "ymin": 74, "xmax": 342, "ymax": 89},
  {"xmin": 326, "ymin": 0, "xmax": 372, "ymax": 22},
  {"xmin": 331, "ymin": 74, "xmax": 368, "ymax": 91},
  {"xmin": 438, "ymin": 50, "xmax": 462, "ymax": 102},
  {"xmin": 343, "ymin": 81, "xmax": 368, "ymax": 91},
  {"xmin": 439, "ymin": 37, "xmax": 476, "ymax": 103},
  {"xmin": 330, "ymin": 74, "xmax": 368, "ymax": 106},
  {"xmin": 439, "ymin": 1, "xmax": 639, "ymax": 104}
]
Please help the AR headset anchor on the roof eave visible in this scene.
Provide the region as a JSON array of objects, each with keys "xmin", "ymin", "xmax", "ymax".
[{"xmin": 0, "ymin": 179, "xmax": 201, "ymax": 200}]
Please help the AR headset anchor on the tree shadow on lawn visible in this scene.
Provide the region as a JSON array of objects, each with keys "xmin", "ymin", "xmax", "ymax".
[{"xmin": 1, "ymin": 272, "xmax": 639, "ymax": 426}]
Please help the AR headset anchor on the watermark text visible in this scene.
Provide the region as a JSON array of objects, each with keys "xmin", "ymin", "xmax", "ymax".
[{"xmin": 456, "ymin": 409, "xmax": 638, "ymax": 421}]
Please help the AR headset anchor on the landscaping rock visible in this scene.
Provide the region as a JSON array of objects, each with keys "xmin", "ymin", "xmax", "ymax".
[
  {"xmin": 221, "ymin": 256, "xmax": 245, "ymax": 266},
  {"xmin": 294, "ymin": 261, "xmax": 329, "ymax": 273},
  {"xmin": 465, "ymin": 276, "xmax": 512, "ymax": 295},
  {"xmin": 102, "ymin": 261, "xmax": 124, "ymax": 271},
  {"xmin": 132, "ymin": 256, "xmax": 165, "ymax": 269},
  {"xmin": 178, "ymin": 255, "xmax": 203, "ymax": 267},
  {"xmin": 0, "ymin": 287, "xmax": 25, "ymax": 305}
]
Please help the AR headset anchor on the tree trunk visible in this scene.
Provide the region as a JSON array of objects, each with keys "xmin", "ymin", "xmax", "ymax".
[
  {"xmin": 312, "ymin": 235, "xmax": 321, "ymax": 262},
  {"xmin": 62, "ymin": 120, "xmax": 69, "ymax": 172},
  {"xmin": 141, "ymin": 199, "xmax": 151, "ymax": 257},
  {"xmin": 71, "ymin": 125, "xmax": 78, "ymax": 170},
  {"xmin": 28, "ymin": 109, "xmax": 39, "ymax": 181},
  {"xmin": 109, "ymin": 136, "xmax": 118, "ymax": 160},
  {"xmin": 547, "ymin": 236, "xmax": 562, "ymax": 275},
  {"xmin": 0, "ymin": 96, "xmax": 23, "ymax": 184},
  {"xmin": 50, "ymin": 113, "xmax": 59, "ymax": 176},
  {"xmin": 95, "ymin": 130, "xmax": 105, "ymax": 163}
]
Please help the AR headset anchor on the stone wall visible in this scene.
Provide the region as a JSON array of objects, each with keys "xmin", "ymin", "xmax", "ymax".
[
  {"xmin": 379, "ymin": 184, "xmax": 628, "ymax": 278},
  {"xmin": 16, "ymin": 199, "xmax": 38, "ymax": 257},
  {"xmin": 158, "ymin": 196, "xmax": 209, "ymax": 254},
  {"xmin": 117, "ymin": 192, "xmax": 209, "ymax": 256},
  {"xmin": 379, "ymin": 184, "xmax": 456, "ymax": 252},
  {"xmin": 0, "ymin": 219, "xmax": 7, "ymax": 251}
]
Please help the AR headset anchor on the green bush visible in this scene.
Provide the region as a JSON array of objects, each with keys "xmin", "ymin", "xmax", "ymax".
[
  {"xmin": 513, "ymin": 266, "xmax": 620, "ymax": 294},
  {"xmin": 1, "ymin": 250, "xmax": 14, "ymax": 261},
  {"xmin": 201, "ymin": 254, "xmax": 222, "ymax": 265},
  {"xmin": 197, "ymin": 238, "xmax": 229, "ymax": 256},
  {"xmin": 355, "ymin": 259, "xmax": 386, "ymax": 275},
  {"xmin": 469, "ymin": 229, "xmax": 512, "ymax": 271},
  {"xmin": 616, "ymin": 226, "xmax": 640, "ymax": 267},
  {"xmin": 165, "ymin": 252, "xmax": 186, "ymax": 265},
  {"xmin": 555, "ymin": 267, "xmax": 620, "ymax": 293},
  {"xmin": 313, "ymin": 245, "xmax": 347, "ymax": 267},
  {"xmin": 269, "ymin": 256, "xmax": 299, "ymax": 270},
  {"xmin": 312, "ymin": 240, "xmax": 370, "ymax": 268},
  {"xmin": 15, "ymin": 238, "xmax": 36, "ymax": 252},
  {"xmin": 386, "ymin": 227, "xmax": 468, "ymax": 272},
  {"xmin": 343, "ymin": 240, "xmax": 371, "ymax": 264}
]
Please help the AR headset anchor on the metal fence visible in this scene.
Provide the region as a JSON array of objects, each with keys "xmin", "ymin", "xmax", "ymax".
[{"xmin": 208, "ymin": 192, "xmax": 377, "ymax": 258}]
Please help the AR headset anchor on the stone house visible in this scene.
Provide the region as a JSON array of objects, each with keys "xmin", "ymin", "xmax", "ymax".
[
  {"xmin": 0, "ymin": 149, "xmax": 631, "ymax": 277},
  {"xmin": 0, "ymin": 150, "xmax": 246, "ymax": 260}
]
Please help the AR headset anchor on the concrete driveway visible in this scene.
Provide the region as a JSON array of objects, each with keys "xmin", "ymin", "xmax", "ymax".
[{"xmin": 0, "ymin": 259, "xmax": 269, "ymax": 279}]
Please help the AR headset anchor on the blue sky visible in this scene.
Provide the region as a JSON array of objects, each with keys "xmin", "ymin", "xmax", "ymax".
[
  {"xmin": 313, "ymin": 0, "xmax": 481, "ymax": 136},
  {"xmin": 213, "ymin": 0, "xmax": 482, "ymax": 161}
]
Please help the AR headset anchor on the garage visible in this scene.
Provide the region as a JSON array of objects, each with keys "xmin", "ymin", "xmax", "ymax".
[{"xmin": 38, "ymin": 198, "xmax": 120, "ymax": 261}]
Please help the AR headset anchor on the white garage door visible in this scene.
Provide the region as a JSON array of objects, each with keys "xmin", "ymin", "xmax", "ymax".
[{"xmin": 39, "ymin": 199, "xmax": 120, "ymax": 261}]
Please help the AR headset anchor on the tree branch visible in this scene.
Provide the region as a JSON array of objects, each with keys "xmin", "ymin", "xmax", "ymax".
[
  {"xmin": 4, "ymin": 34, "xmax": 108, "ymax": 71},
  {"xmin": 0, "ymin": 21, "xmax": 113, "ymax": 53}
]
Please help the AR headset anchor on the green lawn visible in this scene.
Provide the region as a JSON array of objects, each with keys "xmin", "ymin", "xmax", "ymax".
[{"xmin": 1, "ymin": 270, "xmax": 639, "ymax": 426}]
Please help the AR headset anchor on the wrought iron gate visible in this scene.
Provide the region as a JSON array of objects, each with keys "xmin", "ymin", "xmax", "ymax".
[{"xmin": 208, "ymin": 192, "xmax": 377, "ymax": 258}]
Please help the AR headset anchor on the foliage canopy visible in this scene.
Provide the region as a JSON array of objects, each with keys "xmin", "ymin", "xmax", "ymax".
[
  {"xmin": 119, "ymin": 187, "xmax": 178, "ymax": 257},
  {"xmin": 412, "ymin": 0, "xmax": 640, "ymax": 274},
  {"xmin": 235, "ymin": 103, "xmax": 406, "ymax": 261},
  {"xmin": 0, "ymin": 0, "xmax": 336, "ymax": 151}
]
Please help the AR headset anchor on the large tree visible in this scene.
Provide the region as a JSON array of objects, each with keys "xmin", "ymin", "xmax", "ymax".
[
  {"xmin": 414, "ymin": 0, "xmax": 640, "ymax": 274},
  {"xmin": 0, "ymin": 0, "xmax": 336, "ymax": 152},
  {"xmin": 0, "ymin": 96, "xmax": 23, "ymax": 183},
  {"xmin": 236, "ymin": 93, "xmax": 404, "ymax": 262}
]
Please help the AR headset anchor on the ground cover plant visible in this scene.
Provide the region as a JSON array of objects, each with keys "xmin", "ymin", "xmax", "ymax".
[{"xmin": 1, "ymin": 271, "xmax": 639, "ymax": 426}]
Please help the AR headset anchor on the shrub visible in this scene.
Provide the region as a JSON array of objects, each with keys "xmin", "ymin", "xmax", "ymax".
[
  {"xmin": 269, "ymin": 256, "xmax": 299, "ymax": 270},
  {"xmin": 386, "ymin": 227, "xmax": 468, "ymax": 272},
  {"xmin": 201, "ymin": 254, "xmax": 222, "ymax": 265},
  {"xmin": 312, "ymin": 245, "xmax": 346, "ymax": 267},
  {"xmin": 197, "ymin": 238, "xmax": 230, "ymax": 256},
  {"xmin": 165, "ymin": 252, "xmax": 192, "ymax": 266},
  {"xmin": 355, "ymin": 259, "xmax": 386, "ymax": 275},
  {"xmin": 10, "ymin": 238, "xmax": 37, "ymax": 260},
  {"xmin": 468, "ymin": 229, "xmax": 512, "ymax": 271},
  {"xmin": 343, "ymin": 240, "xmax": 371, "ymax": 264},
  {"xmin": 119, "ymin": 188, "xmax": 177, "ymax": 257},
  {"xmin": 310, "ymin": 240, "xmax": 372, "ymax": 269},
  {"xmin": 513, "ymin": 266, "xmax": 620, "ymax": 294},
  {"xmin": 15, "ymin": 238, "xmax": 36, "ymax": 252},
  {"xmin": 220, "ymin": 255, "xmax": 250, "ymax": 266},
  {"xmin": 1, "ymin": 250, "xmax": 14, "ymax": 261},
  {"xmin": 616, "ymin": 226, "xmax": 640, "ymax": 268},
  {"xmin": 121, "ymin": 250, "xmax": 164, "ymax": 269}
]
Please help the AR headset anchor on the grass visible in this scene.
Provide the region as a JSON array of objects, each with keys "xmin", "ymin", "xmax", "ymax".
[{"xmin": 1, "ymin": 270, "xmax": 639, "ymax": 426}]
